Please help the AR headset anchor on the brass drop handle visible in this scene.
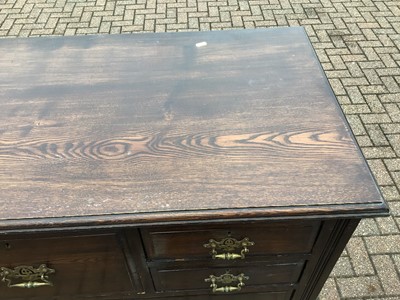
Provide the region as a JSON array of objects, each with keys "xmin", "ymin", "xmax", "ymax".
[
  {"xmin": 205, "ymin": 271, "xmax": 249, "ymax": 293},
  {"xmin": 203, "ymin": 237, "xmax": 255, "ymax": 260},
  {"xmin": 0, "ymin": 264, "xmax": 55, "ymax": 288}
]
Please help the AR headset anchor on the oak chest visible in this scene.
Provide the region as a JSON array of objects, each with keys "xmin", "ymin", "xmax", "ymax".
[{"xmin": 0, "ymin": 28, "xmax": 388, "ymax": 300}]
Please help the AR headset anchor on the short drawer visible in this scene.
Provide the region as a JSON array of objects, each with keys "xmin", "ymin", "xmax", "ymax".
[
  {"xmin": 0, "ymin": 233, "xmax": 133, "ymax": 299},
  {"xmin": 149, "ymin": 290, "xmax": 294, "ymax": 300},
  {"xmin": 150, "ymin": 260, "xmax": 304, "ymax": 292},
  {"xmin": 141, "ymin": 221, "xmax": 320, "ymax": 260}
]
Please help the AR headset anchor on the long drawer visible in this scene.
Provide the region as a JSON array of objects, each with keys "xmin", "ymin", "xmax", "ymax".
[
  {"xmin": 0, "ymin": 233, "xmax": 133, "ymax": 299},
  {"xmin": 141, "ymin": 221, "xmax": 321, "ymax": 260}
]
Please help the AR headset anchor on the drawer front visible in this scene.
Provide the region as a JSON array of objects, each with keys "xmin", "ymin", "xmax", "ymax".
[
  {"xmin": 141, "ymin": 221, "xmax": 320, "ymax": 260},
  {"xmin": 151, "ymin": 261, "xmax": 304, "ymax": 292},
  {"xmin": 0, "ymin": 234, "xmax": 133, "ymax": 299},
  {"xmin": 149, "ymin": 290, "xmax": 293, "ymax": 300}
]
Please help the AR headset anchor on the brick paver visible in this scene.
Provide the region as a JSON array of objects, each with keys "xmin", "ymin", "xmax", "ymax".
[{"xmin": 1, "ymin": 0, "xmax": 400, "ymax": 298}]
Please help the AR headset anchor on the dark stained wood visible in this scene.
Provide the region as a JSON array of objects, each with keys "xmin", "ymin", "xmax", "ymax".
[
  {"xmin": 148, "ymin": 290, "xmax": 294, "ymax": 300},
  {"xmin": 0, "ymin": 233, "xmax": 133, "ymax": 299},
  {"xmin": 119, "ymin": 229, "xmax": 155, "ymax": 294},
  {"xmin": 141, "ymin": 220, "xmax": 320, "ymax": 260},
  {"xmin": 0, "ymin": 28, "xmax": 387, "ymax": 230},
  {"xmin": 0, "ymin": 28, "xmax": 390, "ymax": 300},
  {"xmin": 294, "ymin": 219, "xmax": 360, "ymax": 300},
  {"xmin": 150, "ymin": 261, "xmax": 304, "ymax": 291}
]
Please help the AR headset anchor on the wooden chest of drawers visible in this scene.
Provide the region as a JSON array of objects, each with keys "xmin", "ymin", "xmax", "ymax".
[{"xmin": 0, "ymin": 28, "xmax": 388, "ymax": 300}]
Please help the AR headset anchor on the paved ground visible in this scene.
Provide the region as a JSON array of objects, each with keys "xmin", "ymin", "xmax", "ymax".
[{"xmin": 0, "ymin": 0, "xmax": 400, "ymax": 299}]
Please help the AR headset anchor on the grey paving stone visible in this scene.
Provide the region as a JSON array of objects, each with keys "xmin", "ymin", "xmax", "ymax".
[
  {"xmin": 361, "ymin": 146, "xmax": 397, "ymax": 159},
  {"xmin": 319, "ymin": 278, "xmax": 341, "ymax": 300},
  {"xmin": 76, "ymin": 27, "xmax": 98, "ymax": 34},
  {"xmin": 379, "ymin": 96, "xmax": 400, "ymax": 108},
  {"xmin": 367, "ymin": 159, "xmax": 393, "ymax": 185},
  {"xmin": 364, "ymin": 69, "xmax": 383, "ymax": 85},
  {"xmin": 361, "ymin": 113, "xmax": 392, "ymax": 124},
  {"xmin": 346, "ymin": 237, "xmax": 375, "ymax": 275},
  {"xmin": 371, "ymin": 255, "xmax": 400, "ymax": 295},
  {"xmin": 366, "ymin": 125, "xmax": 390, "ymax": 146},
  {"xmin": 386, "ymin": 104, "xmax": 400, "ymax": 123},
  {"xmin": 346, "ymin": 115, "xmax": 367, "ymax": 135},
  {"xmin": 337, "ymin": 95, "xmax": 352, "ymax": 105},
  {"xmin": 392, "ymin": 254, "xmax": 400, "ymax": 275},
  {"xmin": 342, "ymin": 104, "xmax": 371, "ymax": 114},
  {"xmin": 346, "ymin": 86, "xmax": 366, "ymax": 104},
  {"xmin": 381, "ymin": 124, "xmax": 400, "ymax": 135},
  {"xmin": 387, "ymin": 200, "xmax": 400, "ymax": 216},
  {"xmin": 380, "ymin": 185, "xmax": 400, "ymax": 201},
  {"xmin": 382, "ymin": 77, "xmax": 400, "ymax": 93},
  {"xmin": 364, "ymin": 235, "xmax": 400, "ymax": 254},
  {"xmin": 353, "ymin": 218, "xmax": 381, "ymax": 237},
  {"xmin": 342, "ymin": 77, "xmax": 370, "ymax": 86},
  {"xmin": 331, "ymin": 256, "xmax": 355, "ymax": 277},
  {"xmin": 391, "ymin": 172, "xmax": 400, "ymax": 189},
  {"xmin": 384, "ymin": 158, "xmax": 400, "ymax": 172},
  {"xmin": 336, "ymin": 276, "xmax": 384, "ymax": 298},
  {"xmin": 98, "ymin": 20, "xmax": 110, "ymax": 33},
  {"xmin": 355, "ymin": 135, "xmax": 374, "ymax": 147},
  {"xmin": 363, "ymin": 297, "xmax": 400, "ymax": 300},
  {"xmin": 375, "ymin": 216, "xmax": 400, "ymax": 234}
]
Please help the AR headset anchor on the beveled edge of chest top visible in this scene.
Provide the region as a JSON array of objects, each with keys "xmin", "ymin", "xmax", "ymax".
[{"xmin": 0, "ymin": 27, "xmax": 388, "ymax": 232}]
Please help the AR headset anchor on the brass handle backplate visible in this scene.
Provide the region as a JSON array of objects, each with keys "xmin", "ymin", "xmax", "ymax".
[
  {"xmin": 204, "ymin": 237, "xmax": 255, "ymax": 260},
  {"xmin": 0, "ymin": 264, "xmax": 55, "ymax": 288},
  {"xmin": 205, "ymin": 271, "xmax": 249, "ymax": 293}
]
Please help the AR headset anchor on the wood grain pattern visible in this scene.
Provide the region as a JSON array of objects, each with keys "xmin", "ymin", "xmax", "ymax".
[{"xmin": 0, "ymin": 28, "xmax": 387, "ymax": 229}]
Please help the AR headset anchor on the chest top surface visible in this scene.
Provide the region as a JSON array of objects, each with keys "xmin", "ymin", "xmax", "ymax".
[{"xmin": 0, "ymin": 27, "xmax": 388, "ymax": 229}]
